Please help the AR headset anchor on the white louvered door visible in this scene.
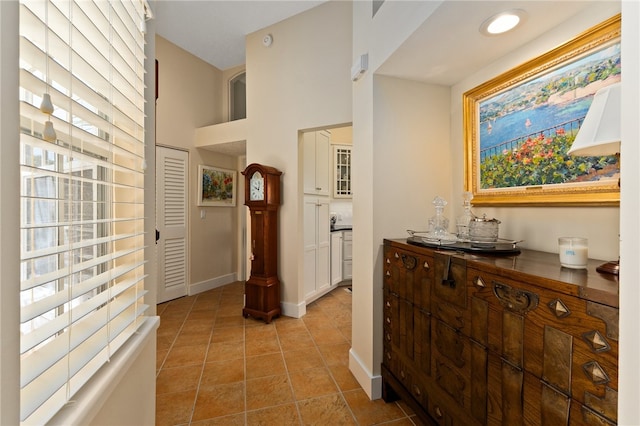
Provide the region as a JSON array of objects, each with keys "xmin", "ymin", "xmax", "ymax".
[{"xmin": 156, "ymin": 146, "xmax": 189, "ymax": 303}]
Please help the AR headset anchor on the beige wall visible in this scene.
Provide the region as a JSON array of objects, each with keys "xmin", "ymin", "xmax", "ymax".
[
  {"xmin": 156, "ymin": 36, "xmax": 240, "ymax": 290},
  {"xmin": 245, "ymin": 1, "xmax": 353, "ymax": 311}
]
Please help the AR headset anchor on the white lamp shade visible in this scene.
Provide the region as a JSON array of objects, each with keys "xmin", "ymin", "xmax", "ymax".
[
  {"xmin": 568, "ymin": 82, "xmax": 621, "ymax": 156},
  {"xmin": 43, "ymin": 120, "xmax": 57, "ymax": 142},
  {"xmin": 40, "ymin": 93, "xmax": 54, "ymax": 115}
]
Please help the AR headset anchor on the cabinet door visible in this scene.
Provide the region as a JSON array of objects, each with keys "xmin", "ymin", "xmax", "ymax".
[
  {"xmin": 342, "ymin": 230, "xmax": 353, "ymax": 280},
  {"xmin": 317, "ymin": 198, "xmax": 331, "ymax": 293},
  {"xmin": 315, "ymin": 131, "xmax": 330, "ymax": 195},
  {"xmin": 303, "ymin": 131, "xmax": 330, "ymax": 196},
  {"xmin": 303, "ymin": 196, "xmax": 330, "ymax": 300},
  {"xmin": 331, "ymin": 232, "xmax": 343, "ymax": 285},
  {"xmin": 333, "ymin": 145, "xmax": 352, "ymax": 198}
]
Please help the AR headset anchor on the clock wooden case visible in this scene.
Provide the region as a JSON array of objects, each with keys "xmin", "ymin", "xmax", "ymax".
[{"xmin": 241, "ymin": 163, "xmax": 282, "ymax": 323}]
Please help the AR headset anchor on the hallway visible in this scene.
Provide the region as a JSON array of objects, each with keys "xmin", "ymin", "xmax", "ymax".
[{"xmin": 156, "ymin": 282, "xmax": 423, "ymax": 425}]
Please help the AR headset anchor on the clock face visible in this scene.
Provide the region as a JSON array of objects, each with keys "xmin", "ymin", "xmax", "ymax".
[{"xmin": 249, "ymin": 171, "xmax": 264, "ymax": 201}]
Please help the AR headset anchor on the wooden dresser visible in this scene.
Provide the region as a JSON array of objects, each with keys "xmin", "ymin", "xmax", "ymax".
[{"xmin": 382, "ymin": 239, "xmax": 619, "ymax": 425}]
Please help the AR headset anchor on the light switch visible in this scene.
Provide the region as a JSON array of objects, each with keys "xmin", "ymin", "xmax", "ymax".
[{"xmin": 200, "ymin": 209, "xmax": 206, "ymax": 219}]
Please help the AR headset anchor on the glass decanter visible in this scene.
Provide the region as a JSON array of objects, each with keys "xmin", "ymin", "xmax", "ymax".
[
  {"xmin": 456, "ymin": 191, "xmax": 474, "ymax": 241},
  {"xmin": 428, "ymin": 196, "xmax": 450, "ymax": 239}
]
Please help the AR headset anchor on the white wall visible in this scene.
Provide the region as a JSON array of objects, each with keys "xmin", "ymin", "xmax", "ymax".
[
  {"xmin": 619, "ymin": 1, "xmax": 640, "ymax": 422},
  {"xmin": 351, "ymin": 0, "xmax": 447, "ymax": 399},
  {"xmin": 245, "ymin": 1, "xmax": 353, "ymax": 313},
  {"xmin": 0, "ymin": 1, "xmax": 21, "ymax": 424}
]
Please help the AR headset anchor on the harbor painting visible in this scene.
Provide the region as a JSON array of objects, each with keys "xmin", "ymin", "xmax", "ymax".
[{"xmin": 463, "ymin": 15, "xmax": 621, "ymax": 206}]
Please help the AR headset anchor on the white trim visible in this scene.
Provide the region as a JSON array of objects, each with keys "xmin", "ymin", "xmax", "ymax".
[
  {"xmin": 348, "ymin": 348, "xmax": 382, "ymax": 400},
  {"xmin": 46, "ymin": 316, "xmax": 159, "ymax": 426},
  {"xmin": 281, "ymin": 300, "xmax": 306, "ymax": 318},
  {"xmin": 188, "ymin": 273, "xmax": 237, "ymax": 296}
]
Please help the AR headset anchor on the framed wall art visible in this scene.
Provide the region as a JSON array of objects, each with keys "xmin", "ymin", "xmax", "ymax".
[
  {"xmin": 197, "ymin": 164, "xmax": 237, "ymax": 207},
  {"xmin": 463, "ymin": 14, "xmax": 620, "ymax": 206}
]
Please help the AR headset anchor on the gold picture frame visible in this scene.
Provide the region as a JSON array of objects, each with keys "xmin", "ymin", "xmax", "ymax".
[
  {"xmin": 463, "ymin": 14, "xmax": 620, "ymax": 206},
  {"xmin": 197, "ymin": 165, "xmax": 237, "ymax": 207}
]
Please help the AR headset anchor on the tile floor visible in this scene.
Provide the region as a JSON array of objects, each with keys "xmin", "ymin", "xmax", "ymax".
[{"xmin": 156, "ymin": 282, "xmax": 425, "ymax": 425}]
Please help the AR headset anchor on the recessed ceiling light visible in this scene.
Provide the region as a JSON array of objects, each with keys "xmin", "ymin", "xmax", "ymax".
[{"xmin": 480, "ymin": 10, "xmax": 527, "ymax": 36}]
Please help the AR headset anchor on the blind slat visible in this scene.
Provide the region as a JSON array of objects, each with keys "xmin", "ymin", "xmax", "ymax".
[
  {"xmin": 19, "ymin": 6, "xmax": 147, "ymax": 423},
  {"xmin": 21, "ymin": 300, "xmax": 148, "ymax": 421}
]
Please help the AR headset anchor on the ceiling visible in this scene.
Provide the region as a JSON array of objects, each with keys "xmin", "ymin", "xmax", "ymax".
[
  {"xmin": 154, "ymin": 0, "xmax": 326, "ymax": 70},
  {"xmin": 153, "ymin": 1, "xmax": 608, "ymax": 85}
]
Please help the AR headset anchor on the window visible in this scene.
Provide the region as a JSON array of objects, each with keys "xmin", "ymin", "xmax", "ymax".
[
  {"xmin": 18, "ymin": 0, "xmax": 147, "ymax": 424},
  {"xmin": 229, "ymin": 71, "xmax": 246, "ymax": 121}
]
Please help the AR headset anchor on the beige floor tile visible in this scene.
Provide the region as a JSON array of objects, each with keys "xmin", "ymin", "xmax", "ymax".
[
  {"xmin": 246, "ymin": 403, "xmax": 300, "ymax": 425},
  {"xmin": 278, "ymin": 331, "xmax": 315, "ymax": 352},
  {"xmin": 246, "ymin": 353, "xmax": 286, "ymax": 379},
  {"xmin": 309, "ymin": 325, "xmax": 349, "ymax": 346},
  {"xmin": 189, "ymin": 413, "xmax": 245, "ymax": 425},
  {"xmin": 187, "ymin": 310, "xmax": 217, "ymax": 321},
  {"xmin": 155, "ymin": 389, "xmax": 197, "ymax": 426},
  {"xmin": 191, "ymin": 382, "xmax": 245, "ymax": 421},
  {"xmin": 157, "ymin": 334, "xmax": 176, "ymax": 352},
  {"xmin": 216, "ymin": 303, "xmax": 244, "ymax": 317},
  {"xmin": 156, "ymin": 364, "xmax": 202, "ymax": 395},
  {"xmin": 297, "ymin": 393, "xmax": 357, "ymax": 425},
  {"xmin": 328, "ymin": 364, "xmax": 361, "ymax": 391},
  {"xmin": 155, "ymin": 283, "xmax": 416, "ymax": 426},
  {"xmin": 282, "ymin": 348, "xmax": 324, "ymax": 372},
  {"xmin": 210, "ymin": 326, "xmax": 244, "ymax": 343},
  {"xmin": 191, "ymin": 299, "xmax": 219, "ymax": 312},
  {"xmin": 214, "ymin": 315, "xmax": 246, "ymax": 328},
  {"xmin": 245, "ymin": 374, "xmax": 294, "ymax": 410},
  {"xmin": 163, "ymin": 344, "xmax": 208, "ymax": 368},
  {"xmin": 289, "ymin": 367, "xmax": 339, "ymax": 400},
  {"xmin": 343, "ymin": 388, "xmax": 406, "ymax": 425},
  {"xmin": 206, "ymin": 340, "xmax": 244, "ymax": 362},
  {"xmin": 191, "ymin": 413, "xmax": 245, "ymax": 426},
  {"xmin": 245, "ymin": 323, "xmax": 277, "ymax": 340},
  {"xmin": 245, "ymin": 336, "xmax": 280, "ymax": 357},
  {"xmin": 200, "ymin": 358, "xmax": 245, "ymax": 387},
  {"xmin": 157, "ymin": 348, "xmax": 169, "ymax": 370},
  {"xmin": 317, "ymin": 343, "xmax": 351, "ymax": 365},
  {"xmin": 273, "ymin": 316, "xmax": 307, "ymax": 332},
  {"xmin": 173, "ymin": 330, "xmax": 212, "ymax": 347}
]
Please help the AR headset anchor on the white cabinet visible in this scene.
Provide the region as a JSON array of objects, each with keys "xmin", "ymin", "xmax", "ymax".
[
  {"xmin": 303, "ymin": 196, "xmax": 330, "ymax": 301},
  {"xmin": 333, "ymin": 145, "xmax": 352, "ymax": 198},
  {"xmin": 342, "ymin": 230, "xmax": 352, "ymax": 280},
  {"xmin": 303, "ymin": 131, "xmax": 330, "ymax": 196},
  {"xmin": 331, "ymin": 232, "xmax": 343, "ymax": 286}
]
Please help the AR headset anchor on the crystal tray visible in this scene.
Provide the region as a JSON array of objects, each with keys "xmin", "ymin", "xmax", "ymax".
[{"xmin": 406, "ymin": 230, "xmax": 521, "ymax": 255}]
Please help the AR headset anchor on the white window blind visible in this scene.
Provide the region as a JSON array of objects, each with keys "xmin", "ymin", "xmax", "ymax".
[{"xmin": 18, "ymin": 1, "xmax": 148, "ymax": 424}]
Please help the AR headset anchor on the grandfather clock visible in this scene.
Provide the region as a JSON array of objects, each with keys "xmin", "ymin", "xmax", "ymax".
[{"xmin": 241, "ymin": 163, "xmax": 282, "ymax": 323}]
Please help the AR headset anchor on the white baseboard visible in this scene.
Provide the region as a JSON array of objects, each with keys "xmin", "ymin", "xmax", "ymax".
[
  {"xmin": 349, "ymin": 348, "xmax": 382, "ymax": 400},
  {"xmin": 189, "ymin": 272, "xmax": 237, "ymax": 295},
  {"xmin": 281, "ymin": 300, "xmax": 306, "ymax": 318}
]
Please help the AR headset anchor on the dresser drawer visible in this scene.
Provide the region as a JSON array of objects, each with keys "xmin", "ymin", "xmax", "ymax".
[
  {"xmin": 384, "ymin": 245, "xmax": 433, "ymax": 310},
  {"xmin": 433, "ymin": 252, "xmax": 467, "ymax": 309},
  {"xmin": 432, "ymin": 320, "xmax": 488, "ymax": 424},
  {"xmin": 468, "ymin": 267, "xmax": 618, "ymax": 422}
]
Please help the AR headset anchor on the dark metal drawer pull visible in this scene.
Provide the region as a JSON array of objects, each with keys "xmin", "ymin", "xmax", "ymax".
[
  {"xmin": 441, "ymin": 255, "xmax": 456, "ymax": 288},
  {"xmin": 492, "ymin": 281, "xmax": 539, "ymax": 314},
  {"xmin": 401, "ymin": 254, "xmax": 417, "ymax": 270}
]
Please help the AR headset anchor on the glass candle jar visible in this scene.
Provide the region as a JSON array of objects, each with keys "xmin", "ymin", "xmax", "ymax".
[{"xmin": 558, "ymin": 237, "xmax": 588, "ymax": 269}]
